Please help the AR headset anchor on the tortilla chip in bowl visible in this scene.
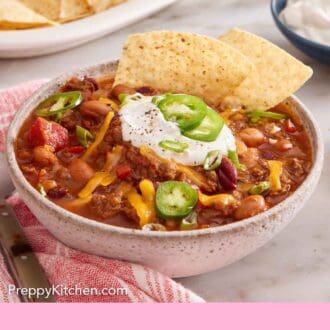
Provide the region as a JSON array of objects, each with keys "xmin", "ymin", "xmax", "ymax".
[
  {"xmin": 114, "ymin": 31, "xmax": 255, "ymax": 106},
  {"xmin": 219, "ymin": 28, "xmax": 313, "ymax": 110}
]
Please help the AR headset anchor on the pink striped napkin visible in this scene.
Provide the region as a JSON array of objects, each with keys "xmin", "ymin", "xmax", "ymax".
[{"xmin": 0, "ymin": 81, "xmax": 204, "ymax": 303}]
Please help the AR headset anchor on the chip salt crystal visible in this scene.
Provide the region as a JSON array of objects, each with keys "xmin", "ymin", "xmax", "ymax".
[
  {"xmin": 114, "ymin": 31, "xmax": 254, "ymax": 107},
  {"xmin": 279, "ymin": 0, "xmax": 330, "ymax": 46},
  {"xmin": 220, "ymin": 28, "xmax": 313, "ymax": 110}
]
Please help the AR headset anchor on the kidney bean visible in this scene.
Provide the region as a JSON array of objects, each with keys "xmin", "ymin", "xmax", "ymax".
[
  {"xmin": 261, "ymin": 149, "xmax": 276, "ymax": 160},
  {"xmin": 111, "ymin": 84, "xmax": 136, "ymax": 100},
  {"xmin": 238, "ymin": 128, "xmax": 265, "ymax": 147},
  {"xmin": 79, "ymin": 100, "xmax": 110, "ymax": 118},
  {"xmin": 47, "ymin": 186, "xmax": 68, "ymax": 199},
  {"xmin": 234, "ymin": 195, "xmax": 266, "ymax": 220},
  {"xmin": 217, "ymin": 157, "xmax": 237, "ymax": 191},
  {"xmin": 136, "ymin": 86, "xmax": 156, "ymax": 95}
]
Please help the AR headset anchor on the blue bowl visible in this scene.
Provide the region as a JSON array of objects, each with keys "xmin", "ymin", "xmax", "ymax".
[{"xmin": 271, "ymin": 0, "xmax": 330, "ymax": 64}]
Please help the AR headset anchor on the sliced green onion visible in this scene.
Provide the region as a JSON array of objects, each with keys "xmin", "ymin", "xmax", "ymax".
[
  {"xmin": 119, "ymin": 93, "xmax": 144, "ymax": 107},
  {"xmin": 203, "ymin": 150, "xmax": 222, "ymax": 171},
  {"xmin": 38, "ymin": 184, "xmax": 47, "ymax": 197},
  {"xmin": 159, "ymin": 140, "xmax": 188, "ymax": 153},
  {"xmin": 118, "ymin": 93, "xmax": 127, "ymax": 103},
  {"xmin": 36, "ymin": 91, "xmax": 82, "ymax": 118},
  {"xmin": 228, "ymin": 150, "xmax": 246, "ymax": 171},
  {"xmin": 249, "ymin": 181, "xmax": 270, "ymax": 195},
  {"xmin": 142, "ymin": 223, "xmax": 167, "ymax": 231},
  {"xmin": 246, "ymin": 110, "xmax": 287, "ymax": 123},
  {"xmin": 76, "ymin": 126, "xmax": 93, "ymax": 148},
  {"xmin": 180, "ymin": 211, "xmax": 198, "ymax": 230}
]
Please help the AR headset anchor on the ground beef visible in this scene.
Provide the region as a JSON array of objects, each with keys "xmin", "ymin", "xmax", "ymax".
[
  {"xmin": 61, "ymin": 76, "xmax": 97, "ymax": 101},
  {"xmin": 61, "ymin": 110, "xmax": 82, "ymax": 131},
  {"xmin": 124, "ymin": 145, "xmax": 160, "ymax": 182},
  {"xmin": 90, "ymin": 193, "xmax": 122, "ymax": 219},
  {"xmin": 90, "ymin": 184, "xmax": 139, "ymax": 223},
  {"xmin": 288, "ymin": 158, "xmax": 305, "ymax": 177},
  {"xmin": 102, "ymin": 114, "xmax": 123, "ymax": 148}
]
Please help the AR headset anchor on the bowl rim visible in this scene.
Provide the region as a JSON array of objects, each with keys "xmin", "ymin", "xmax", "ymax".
[
  {"xmin": 270, "ymin": 0, "xmax": 330, "ymax": 51},
  {"xmin": 6, "ymin": 60, "xmax": 324, "ymax": 238}
]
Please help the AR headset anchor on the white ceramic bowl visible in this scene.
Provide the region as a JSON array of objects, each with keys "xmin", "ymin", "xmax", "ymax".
[
  {"xmin": 6, "ymin": 61, "xmax": 324, "ymax": 278},
  {"xmin": 0, "ymin": 0, "xmax": 178, "ymax": 58}
]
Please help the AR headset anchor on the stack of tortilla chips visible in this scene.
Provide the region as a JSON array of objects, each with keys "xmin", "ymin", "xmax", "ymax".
[
  {"xmin": 114, "ymin": 29, "xmax": 312, "ymax": 110},
  {"xmin": 0, "ymin": 0, "xmax": 127, "ymax": 30}
]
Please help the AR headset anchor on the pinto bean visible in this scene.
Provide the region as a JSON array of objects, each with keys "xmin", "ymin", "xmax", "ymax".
[
  {"xmin": 68, "ymin": 159, "xmax": 95, "ymax": 185},
  {"xmin": 234, "ymin": 195, "xmax": 266, "ymax": 220},
  {"xmin": 235, "ymin": 138, "xmax": 248, "ymax": 155},
  {"xmin": 275, "ymin": 139, "xmax": 293, "ymax": 151},
  {"xmin": 238, "ymin": 128, "xmax": 265, "ymax": 147},
  {"xmin": 240, "ymin": 148, "xmax": 260, "ymax": 168},
  {"xmin": 111, "ymin": 84, "xmax": 136, "ymax": 100},
  {"xmin": 33, "ymin": 146, "xmax": 57, "ymax": 167},
  {"xmin": 79, "ymin": 100, "xmax": 110, "ymax": 118}
]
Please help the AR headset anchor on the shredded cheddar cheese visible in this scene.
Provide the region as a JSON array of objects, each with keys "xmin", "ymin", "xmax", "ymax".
[
  {"xmin": 268, "ymin": 160, "xmax": 283, "ymax": 191},
  {"xmin": 82, "ymin": 111, "xmax": 114, "ymax": 161},
  {"xmin": 78, "ymin": 172, "xmax": 116, "ymax": 199},
  {"xmin": 127, "ymin": 184, "xmax": 155, "ymax": 227},
  {"xmin": 198, "ymin": 191, "xmax": 236, "ymax": 210}
]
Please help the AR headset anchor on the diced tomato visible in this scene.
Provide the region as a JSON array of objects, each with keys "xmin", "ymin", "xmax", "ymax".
[
  {"xmin": 284, "ymin": 119, "xmax": 297, "ymax": 133},
  {"xmin": 66, "ymin": 146, "xmax": 85, "ymax": 155},
  {"xmin": 116, "ymin": 164, "xmax": 132, "ymax": 179},
  {"xmin": 28, "ymin": 117, "xmax": 69, "ymax": 151}
]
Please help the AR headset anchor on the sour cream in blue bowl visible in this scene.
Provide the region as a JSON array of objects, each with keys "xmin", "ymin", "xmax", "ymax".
[{"xmin": 271, "ymin": 0, "xmax": 330, "ymax": 64}]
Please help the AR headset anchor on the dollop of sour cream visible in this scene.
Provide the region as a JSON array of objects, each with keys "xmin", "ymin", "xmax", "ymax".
[
  {"xmin": 120, "ymin": 94, "xmax": 236, "ymax": 166},
  {"xmin": 280, "ymin": 0, "xmax": 330, "ymax": 46}
]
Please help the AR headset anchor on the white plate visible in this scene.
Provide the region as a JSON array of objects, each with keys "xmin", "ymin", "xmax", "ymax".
[{"xmin": 0, "ymin": 0, "xmax": 178, "ymax": 58}]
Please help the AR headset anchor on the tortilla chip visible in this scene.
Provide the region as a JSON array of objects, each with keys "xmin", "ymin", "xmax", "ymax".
[
  {"xmin": 87, "ymin": 0, "xmax": 126, "ymax": 12},
  {"xmin": 18, "ymin": 0, "xmax": 60, "ymax": 21},
  {"xmin": 0, "ymin": 0, "xmax": 53, "ymax": 29},
  {"xmin": 60, "ymin": 0, "xmax": 92, "ymax": 22},
  {"xmin": 114, "ymin": 31, "xmax": 254, "ymax": 106},
  {"xmin": 220, "ymin": 28, "xmax": 313, "ymax": 110}
]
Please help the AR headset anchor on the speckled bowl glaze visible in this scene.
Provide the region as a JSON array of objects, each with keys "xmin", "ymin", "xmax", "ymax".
[{"xmin": 6, "ymin": 61, "xmax": 324, "ymax": 278}]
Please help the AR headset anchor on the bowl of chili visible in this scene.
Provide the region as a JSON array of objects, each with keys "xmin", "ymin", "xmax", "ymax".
[{"xmin": 5, "ymin": 31, "xmax": 324, "ymax": 277}]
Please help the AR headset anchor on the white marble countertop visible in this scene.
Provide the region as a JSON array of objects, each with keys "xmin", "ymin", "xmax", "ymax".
[{"xmin": 0, "ymin": 0, "xmax": 329, "ymax": 302}]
